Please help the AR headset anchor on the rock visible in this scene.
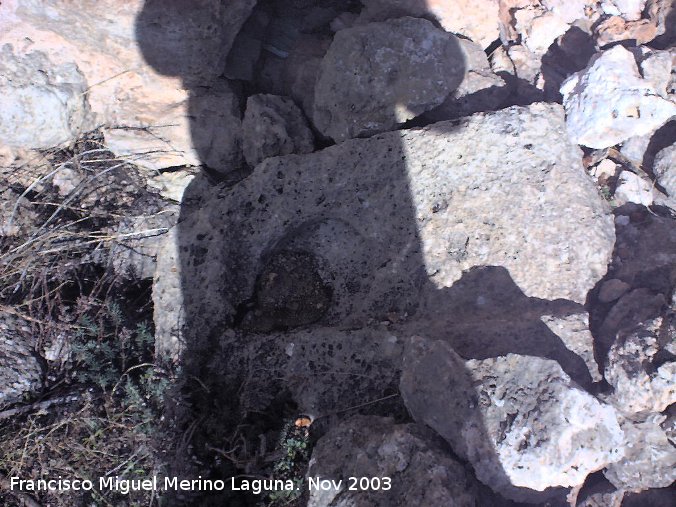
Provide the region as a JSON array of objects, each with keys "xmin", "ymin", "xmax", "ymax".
[
  {"xmin": 236, "ymin": 328, "xmax": 404, "ymax": 416},
  {"xmin": 612, "ymin": 0, "xmax": 647, "ymax": 21},
  {"xmin": 0, "ymin": 45, "xmax": 92, "ymax": 149},
  {"xmin": 604, "ymin": 415, "xmax": 676, "ymax": 491},
  {"xmin": 109, "ymin": 207, "xmax": 179, "ymax": 280},
  {"xmin": 154, "ymin": 104, "xmax": 615, "ymax": 354},
  {"xmin": 654, "ymin": 143, "xmax": 676, "ymax": 197},
  {"xmin": 560, "ymin": 46, "xmax": 676, "ymax": 149},
  {"xmin": 106, "ymin": 78, "xmax": 243, "ymax": 174},
  {"xmin": 598, "ymin": 279, "xmax": 631, "ymax": 303},
  {"xmin": 153, "ymin": 226, "xmax": 185, "ymax": 363},
  {"xmin": 608, "ymin": 206, "xmax": 676, "ymax": 295},
  {"xmin": 0, "ymin": 311, "xmax": 43, "ymax": 407},
  {"xmin": 637, "ymin": 48, "xmax": 674, "ymax": 98},
  {"xmin": 257, "ymin": 33, "xmax": 333, "ymax": 117},
  {"xmin": 594, "ymin": 16, "xmax": 659, "ymax": 46},
  {"xmin": 313, "ymin": 17, "xmax": 465, "ymax": 142},
  {"xmin": 358, "ymin": 0, "xmax": 501, "ymax": 49},
  {"xmin": 0, "ymin": 0, "xmax": 254, "ymax": 171},
  {"xmin": 614, "ymin": 171, "xmax": 654, "ymax": 207},
  {"xmin": 421, "ymin": 39, "xmax": 510, "ymax": 122},
  {"xmin": 306, "ymin": 416, "xmax": 480, "ymax": 507},
  {"xmin": 242, "ymin": 94, "xmax": 314, "ymax": 168},
  {"xmin": 134, "ymin": 0, "xmax": 257, "ymax": 85},
  {"xmin": 605, "ymin": 315, "xmax": 675, "ymax": 417},
  {"xmin": 591, "ymin": 159, "xmax": 619, "ymax": 185},
  {"xmin": 400, "ymin": 337, "xmax": 625, "ymax": 502},
  {"xmin": 523, "ymin": 12, "xmax": 571, "ymax": 55},
  {"xmin": 541, "ymin": 0, "xmax": 595, "ymax": 24}
]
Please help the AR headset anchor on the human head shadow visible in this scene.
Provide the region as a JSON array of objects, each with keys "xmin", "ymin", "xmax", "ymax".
[{"xmin": 136, "ymin": 2, "xmax": 601, "ymax": 505}]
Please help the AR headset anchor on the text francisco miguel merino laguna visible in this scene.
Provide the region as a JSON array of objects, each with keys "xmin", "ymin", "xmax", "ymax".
[{"xmin": 10, "ymin": 476, "xmax": 322, "ymax": 495}]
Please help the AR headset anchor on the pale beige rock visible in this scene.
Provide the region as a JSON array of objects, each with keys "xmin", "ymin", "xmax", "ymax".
[
  {"xmin": 358, "ymin": 0, "xmax": 501, "ymax": 49},
  {"xmin": 604, "ymin": 415, "xmax": 676, "ymax": 491},
  {"xmin": 0, "ymin": 0, "xmax": 253, "ymax": 171}
]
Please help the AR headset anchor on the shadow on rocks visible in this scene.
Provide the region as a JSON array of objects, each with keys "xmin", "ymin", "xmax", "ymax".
[{"xmin": 135, "ymin": 1, "xmax": 612, "ymax": 506}]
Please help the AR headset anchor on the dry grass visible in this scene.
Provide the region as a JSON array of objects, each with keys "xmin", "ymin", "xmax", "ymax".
[{"xmin": 0, "ymin": 131, "xmax": 171, "ymax": 507}]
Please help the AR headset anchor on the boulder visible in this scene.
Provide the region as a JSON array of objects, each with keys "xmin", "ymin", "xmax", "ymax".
[
  {"xmin": 306, "ymin": 416, "xmax": 480, "ymax": 507},
  {"xmin": 242, "ymin": 94, "xmax": 314, "ymax": 168},
  {"xmin": 312, "ymin": 17, "xmax": 465, "ymax": 142},
  {"xmin": 612, "ymin": 0, "xmax": 648, "ymax": 21},
  {"xmin": 0, "ymin": 45, "xmax": 92, "ymax": 149},
  {"xmin": 654, "ymin": 143, "xmax": 676, "ymax": 197},
  {"xmin": 153, "ymin": 104, "xmax": 615, "ymax": 355},
  {"xmin": 605, "ymin": 315, "xmax": 675, "ymax": 418},
  {"xmin": 614, "ymin": 171, "xmax": 654, "ymax": 207},
  {"xmin": 560, "ymin": 46, "xmax": 676, "ymax": 149},
  {"xmin": 0, "ymin": 0, "xmax": 254, "ymax": 171},
  {"xmin": 357, "ymin": 0, "xmax": 501, "ymax": 49},
  {"xmin": 604, "ymin": 416, "xmax": 676, "ymax": 491},
  {"xmin": 0, "ymin": 311, "xmax": 43, "ymax": 408},
  {"xmin": 400, "ymin": 337, "xmax": 625, "ymax": 502}
]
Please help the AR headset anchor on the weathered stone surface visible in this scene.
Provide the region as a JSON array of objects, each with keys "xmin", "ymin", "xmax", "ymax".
[
  {"xmin": 313, "ymin": 17, "xmax": 465, "ymax": 142},
  {"xmin": 612, "ymin": 0, "xmax": 648, "ymax": 21},
  {"xmin": 400, "ymin": 337, "xmax": 625, "ymax": 502},
  {"xmin": 109, "ymin": 207, "xmax": 179, "ymax": 280},
  {"xmin": 604, "ymin": 415, "xmax": 676, "ymax": 491},
  {"xmin": 614, "ymin": 171, "xmax": 654, "ymax": 207},
  {"xmin": 105, "ymin": 78, "xmax": 243, "ymax": 174},
  {"xmin": 605, "ymin": 315, "xmax": 675, "ymax": 417},
  {"xmin": 595, "ymin": 15, "xmax": 659, "ymax": 46},
  {"xmin": 0, "ymin": 44, "xmax": 92, "ymax": 149},
  {"xmin": 235, "ymin": 328, "xmax": 404, "ymax": 416},
  {"xmin": 0, "ymin": 0, "xmax": 253, "ymax": 171},
  {"xmin": 242, "ymin": 94, "xmax": 314, "ymax": 168},
  {"xmin": 358, "ymin": 0, "xmax": 501, "ymax": 49},
  {"xmin": 421, "ymin": 38, "xmax": 509, "ymax": 122},
  {"xmin": 560, "ymin": 46, "xmax": 676, "ymax": 149},
  {"xmin": 153, "ymin": 104, "xmax": 615, "ymax": 355},
  {"xmin": 306, "ymin": 415, "xmax": 480, "ymax": 507},
  {"xmin": 654, "ymin": 143, "xmax": 676, "ymax": 197},
  {"xmin": 0, "ymin": 311, "xmax": 43, "ymax": 407}
]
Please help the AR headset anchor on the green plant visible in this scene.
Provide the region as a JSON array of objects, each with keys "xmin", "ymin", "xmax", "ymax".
[{"xmin": 268, "ymin": 419, "xmax": 312, "ymax": 505}]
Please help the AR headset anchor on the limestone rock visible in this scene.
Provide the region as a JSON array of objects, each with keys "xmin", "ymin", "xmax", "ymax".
[
  {"xmin": 242, "ymin": 94, "xmax": 314, "ymax": 168},
  {"xmin": 612, "ymin": 0, "xmax": 648, "ymax": 21},
  {"xmin": 306, "ymin": 416, "xmax": 480, "ymax": 507},
  {"xmin": 0, "ymin": 45, "xmax": 92, "ymax": 149},
  {"xmin": 604, "ymin": 415, "xmax": 676, "ymax": 491},
  {"xmin": 0, "ymin": 0, "xmax": 254, "ymax": 171},
  {"xmin": 109, "ymin": 207, "xmax": 179, "ymax": 280},
  {"xmin": 560, "ymin": 45, "xmax": 676, "ymax": 149},
  {"xmin": 605, "ymin": 315, "xmax": 675, "ymax": 417},
  {"xmin": 313, "ymin": 17, "xmax": 465, "ymax": 142},
  {"xmin": 153, "ymin": 104, "xmax": 615, "ymax": 354},
  {"xmin": 0, "ymin": 311, "xmax": 43, "ymax": 407},
  {"xmin": 399, "ymin": 337, "xmax": 625, "ymax": 502},
  {"xmin": 594, "ymin": 15, "xmax": 659, "ymax": 46},
  {"xmin": 358, "ymin": 0, "xmax": 501, "ymax": 49},
  {"xmin": 614, "ymin": 171, "xmax": 654, "ymax": 207},
  {"xmin": 523, "ymin": 12, "xmax": 571, "ymax": 55},
  {"xmin": 654, "ymin": 143, "xmax": 676, "ymax": 197}
]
